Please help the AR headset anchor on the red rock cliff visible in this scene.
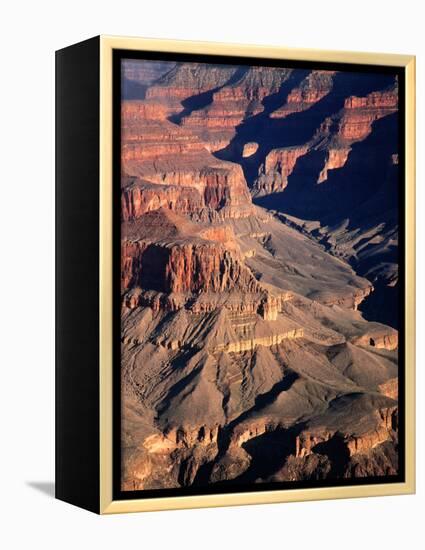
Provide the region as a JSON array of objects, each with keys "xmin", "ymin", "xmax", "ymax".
[
  {"xmin": 253, "ymin": 146, "xmax": 308, "ymax": 196},
  {"xmin": 122, "ymin": 239, "xmax": 262, "ymax": 294},
  {"xmin": 121, "ymin": 96, "xmax": 254, "ymax": 220},
  {"xmin": 316, "ymin": 83, "xmax": 398, "ymax": 181}
]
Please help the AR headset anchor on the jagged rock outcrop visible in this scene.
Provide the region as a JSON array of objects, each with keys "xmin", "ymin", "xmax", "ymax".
[
  {"xmin": 253, "ymin": 146, "xmax": 308, "ymax": 196},
  {"xmin": 317, "ymin": 147, "xmax": 350, "ymax": 183},
  {"xmin": 340, "ymin": 88, "xmax": 398, "ymax": 137},
  {"xmin": 271, "ymin": 70, "xmax": 335, "ymax": 118},
  {"xmin": 351, "ymin": 329, "xmax": 398, "ymax": 350},
  {"xmin": 315, "ymin": 82, "xmax": 398, "ymax": 182},
  {"xmin": 122, "ymin": 239, "xmax": 262, "ymax": 294},
  {"xmin": 121, "ymin": 161, "xmax": 254, "ymax": 221},
  {"xmin": 295, "ymin": 405, "xmax": 397, "ymax": 459},
  {"xmin": 121, "ymin": 179, "xmax": 204, "ymax": 220}
]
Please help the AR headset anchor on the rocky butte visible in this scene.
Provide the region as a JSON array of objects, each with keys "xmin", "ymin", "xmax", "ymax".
[{"xmin": 119, "ymin": 60, "xmax": 400, "ymax": 491}]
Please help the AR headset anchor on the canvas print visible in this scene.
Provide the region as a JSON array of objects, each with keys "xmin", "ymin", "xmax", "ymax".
[{"xmin": 119, "ymin": 57, "xmax": 401, "ymax": 493}]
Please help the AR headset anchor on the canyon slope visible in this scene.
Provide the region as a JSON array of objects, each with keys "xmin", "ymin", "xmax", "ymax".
[{"xmin": 120, "ymin": 60, "xmax": 400, "ymax": 491}]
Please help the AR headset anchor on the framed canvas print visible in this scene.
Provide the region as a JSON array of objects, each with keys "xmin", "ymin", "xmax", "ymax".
[{"xmin": 55, "ymin": 36, "xmax": 415, "ymax": 514}]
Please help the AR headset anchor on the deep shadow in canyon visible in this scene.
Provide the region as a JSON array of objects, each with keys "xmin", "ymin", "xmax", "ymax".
[{"xmin": 214, "ymin": 72, "xmax": 395, "ymax": 189}]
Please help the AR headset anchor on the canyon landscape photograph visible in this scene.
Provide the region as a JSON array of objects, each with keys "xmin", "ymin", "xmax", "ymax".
[{"xmin": 119, "ymin": 57, "xmax": 402, "ymax": 493}]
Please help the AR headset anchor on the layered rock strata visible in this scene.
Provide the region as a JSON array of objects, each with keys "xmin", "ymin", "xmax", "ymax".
[
  {"xmin": 316, "ymin": 83, "xmax": 398, "ymax": 182},
  {"xmin": 179, "ymin": 67, "xmax": 292, "ymax": 151}
]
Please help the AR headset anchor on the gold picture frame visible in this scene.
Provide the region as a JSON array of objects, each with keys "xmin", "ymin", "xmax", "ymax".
[{"xmin": 56, "ymin": 35, "xmax": 415, "ymax": 514}]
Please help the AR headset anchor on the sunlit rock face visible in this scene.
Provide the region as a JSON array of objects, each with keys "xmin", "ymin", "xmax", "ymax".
[
  {"xmin": 119, "ymin": 59, "xmax": 400, "ymax": 491},
  {"xmin": 252, "ymin": 145, "xmax": 309, "ymax": 196}
]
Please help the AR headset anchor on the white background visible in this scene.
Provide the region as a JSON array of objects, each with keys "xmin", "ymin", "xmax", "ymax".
[{"xmin": 1, "ymin": 0, "xmax": 423, "ymax": 548}]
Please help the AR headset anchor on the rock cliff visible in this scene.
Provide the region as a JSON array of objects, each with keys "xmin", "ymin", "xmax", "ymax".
[
  {"xmin": 253, "ymin": 146, "xmax": 308, "ymax": 196},
  {"xmin": 121, "ymin": 93, "xmax": 254, "ymax": 221},
  {"xmin": 315, "ymin": 82, "xmax": 398, "ymax": 182}
]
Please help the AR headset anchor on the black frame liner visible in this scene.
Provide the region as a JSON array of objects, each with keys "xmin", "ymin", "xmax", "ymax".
[{"xmin": 112, "ymin": 49, "xmax": 406, "ymax": 502}]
